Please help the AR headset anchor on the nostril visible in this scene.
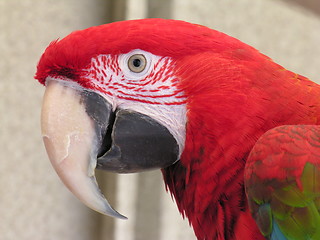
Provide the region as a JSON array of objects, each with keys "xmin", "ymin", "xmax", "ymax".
[{"xmin": 97, "ymin": 110, "xmax": 116, "ymax": 158}]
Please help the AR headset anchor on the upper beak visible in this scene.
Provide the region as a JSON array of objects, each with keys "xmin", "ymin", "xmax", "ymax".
[
  {"xmin": 41, "ymin": 79, "xmax": 179, "ymax": 218},
  {"xmin": 41, "ymin": 80, "xmax": 126, "ymax": 219}
]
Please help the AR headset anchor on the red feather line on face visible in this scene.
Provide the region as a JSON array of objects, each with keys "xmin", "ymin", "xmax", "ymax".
[{"xmin": 82, "ymin": 53, "xmax": 187, "ymax": 105}]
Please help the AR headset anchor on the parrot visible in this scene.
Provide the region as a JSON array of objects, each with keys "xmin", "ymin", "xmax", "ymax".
[{"xmin": 34, "ymin": 18, "xmax": 320, "ymax": 240}]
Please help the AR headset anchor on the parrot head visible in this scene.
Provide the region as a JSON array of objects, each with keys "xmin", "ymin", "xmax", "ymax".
[{"xmin": 35, "ymin": 18, "xmax": 272, "ymax": 220}]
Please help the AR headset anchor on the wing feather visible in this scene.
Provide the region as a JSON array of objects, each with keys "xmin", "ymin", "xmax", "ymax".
[{"xmin": 245, "ymin": 125, "xmax": 320, "ymax": 239}]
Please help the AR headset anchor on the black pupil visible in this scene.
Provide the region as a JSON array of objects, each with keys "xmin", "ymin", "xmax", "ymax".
[{"xmin": 132, "ymin": 58, "xmax": 141, "ymax": 68}]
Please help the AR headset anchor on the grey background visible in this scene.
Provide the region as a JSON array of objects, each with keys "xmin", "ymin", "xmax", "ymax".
[{"xmin": 1, "ymin": 0, "xmax": 319, "ymax": 239}]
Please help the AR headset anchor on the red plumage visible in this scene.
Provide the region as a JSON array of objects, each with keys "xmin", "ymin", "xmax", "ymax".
[
  {"xmin": 162, "ymin": 41, "xmax": 320, "ymax": 239},
  {"xmin": 35, "ymin": 19, "xmax": 320, "ymax": 239}
]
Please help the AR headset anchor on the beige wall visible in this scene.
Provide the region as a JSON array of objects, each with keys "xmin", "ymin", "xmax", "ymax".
[
  {"xmin": 1, "ymin": 1, "xmax": 110, "ymax": 240},
  {"xmin": 1, "ymin": 1, "xmax": 319, "ymax": 240},
  {"xmin": 172, "ymin": 0, "xmax": 320, "ymax": 82}
]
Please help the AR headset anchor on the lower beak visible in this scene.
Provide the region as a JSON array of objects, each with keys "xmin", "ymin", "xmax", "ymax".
[{"xmin": 41, "ymin": 79, "xmax": 179, "ymax": 218}]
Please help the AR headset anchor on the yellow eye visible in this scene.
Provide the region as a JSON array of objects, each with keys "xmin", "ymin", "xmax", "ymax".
[{"xmin": 128, "ymin": 54, "xmax": 147, "ymax": 73}]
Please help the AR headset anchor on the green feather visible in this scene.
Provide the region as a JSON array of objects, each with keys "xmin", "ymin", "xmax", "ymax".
[{"xmin": 270, "ymin": 163, "xmax": 320, "ymax": 239}]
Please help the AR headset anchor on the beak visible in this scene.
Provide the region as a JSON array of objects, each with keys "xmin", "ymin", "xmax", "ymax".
[
  {"xmin": 41, "ymin": 80, "xmax": 126, "ymax": 219},
  {"xmin": 41, "ymin": 79, "xmax": 179, "ymax": 218}
]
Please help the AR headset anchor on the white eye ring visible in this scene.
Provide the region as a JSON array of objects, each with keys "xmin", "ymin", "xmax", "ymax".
[
  {"xmin": 128, "ymin": 54, "xmax": 147, "ymax": 73},
  {"xmin": 120, "ymin": 50, "xmax": 153, "ymax": 80}
]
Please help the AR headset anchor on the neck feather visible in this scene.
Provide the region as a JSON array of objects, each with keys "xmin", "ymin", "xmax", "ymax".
[{"xmin": 162, "ymin": 60, "xmax": 320, "ymax": 239}]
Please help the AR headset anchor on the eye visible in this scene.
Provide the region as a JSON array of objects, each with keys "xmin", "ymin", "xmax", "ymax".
[{"xmin": 127, "ymin": 54, "xmax": 147, "ymax": 73}]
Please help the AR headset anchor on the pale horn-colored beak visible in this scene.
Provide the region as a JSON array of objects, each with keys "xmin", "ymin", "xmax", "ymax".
[{"xmin": 41, "ymin": 79, "xmax": 126, "ymax": 219}]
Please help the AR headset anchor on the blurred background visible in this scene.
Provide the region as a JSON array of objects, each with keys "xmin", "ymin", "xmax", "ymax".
[{"xmin": 1, "ymin": 0, "xmax": 319, "ymax": 239}]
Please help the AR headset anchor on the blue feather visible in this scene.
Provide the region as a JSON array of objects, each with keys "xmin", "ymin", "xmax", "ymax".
[{"xmin": 271, "ymin": 219, "xmax": 287, "ymax": 240}]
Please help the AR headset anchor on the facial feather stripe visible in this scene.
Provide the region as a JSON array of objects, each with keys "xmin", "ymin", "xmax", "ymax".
[{"xmin": 83, "ymin": 50, "xmax": 187, "ymax": 106}]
